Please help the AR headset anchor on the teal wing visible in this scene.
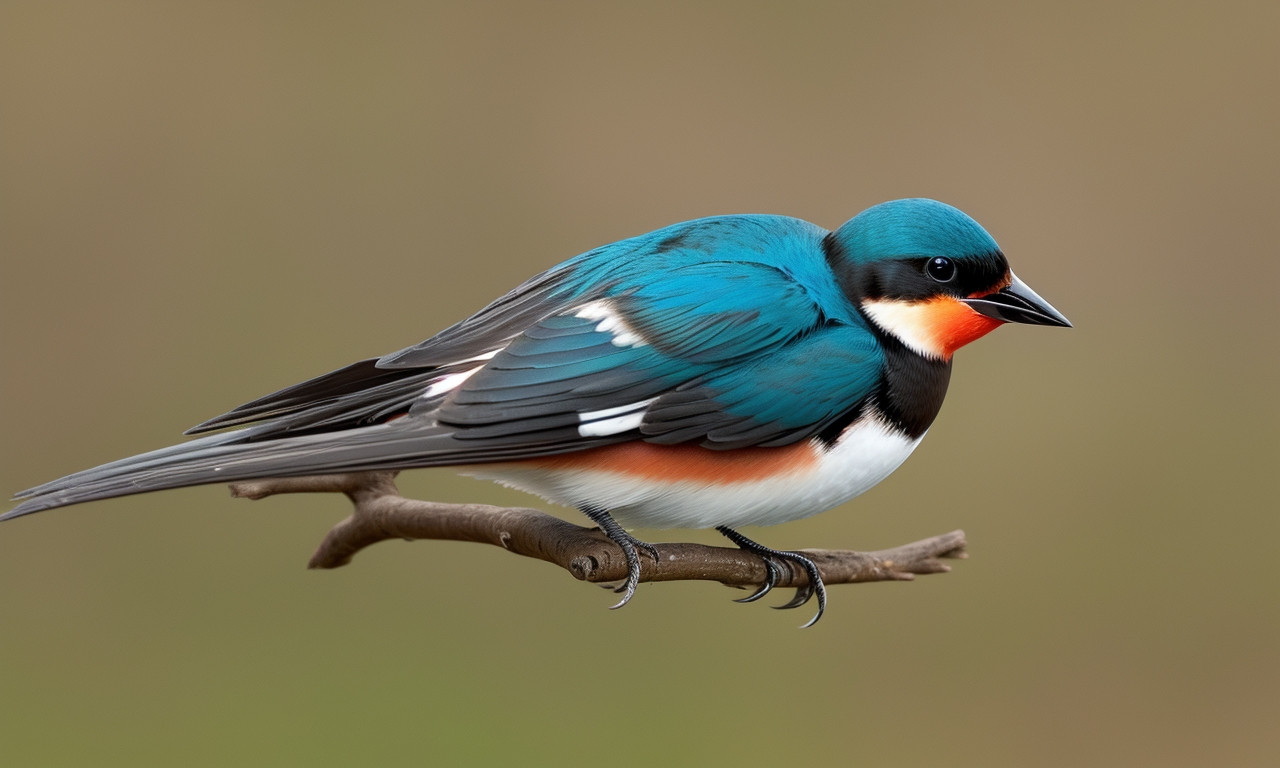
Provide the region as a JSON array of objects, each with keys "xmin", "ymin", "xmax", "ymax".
[{"xmin": 434, "ymin": 258, "xmax": 882, "ymax": 450}]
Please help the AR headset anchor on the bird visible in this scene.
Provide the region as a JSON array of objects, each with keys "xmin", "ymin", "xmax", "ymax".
[{"xmin": 6, "ymin": 198, "xmax": 1069, "ymax": 626}]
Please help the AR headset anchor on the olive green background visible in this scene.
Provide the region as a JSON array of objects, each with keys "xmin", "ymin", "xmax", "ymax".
[{"xmin": 2, "ymin": 2, "xmax": 1277, "ymax": 766}]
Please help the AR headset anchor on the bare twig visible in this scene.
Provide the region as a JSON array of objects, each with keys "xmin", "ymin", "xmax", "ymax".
[{"xmin": 228, "ymin": 471, "xmax": 966, "ymax": 591}]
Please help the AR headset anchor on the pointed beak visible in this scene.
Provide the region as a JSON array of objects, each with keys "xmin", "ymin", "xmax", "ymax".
[{"xmin": 961, "ymin": 273, "xmax": 1072, "ymax": 327}]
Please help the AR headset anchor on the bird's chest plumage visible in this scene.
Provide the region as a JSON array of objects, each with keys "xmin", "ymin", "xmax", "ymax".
[{"xmin": 464, "ymin": 413, "xmax": 923, "ymax": 529}]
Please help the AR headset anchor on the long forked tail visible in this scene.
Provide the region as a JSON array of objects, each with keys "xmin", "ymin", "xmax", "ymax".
[{"xmin": 4, "ymin": 421, "xmax": 472, "ymax": 521}]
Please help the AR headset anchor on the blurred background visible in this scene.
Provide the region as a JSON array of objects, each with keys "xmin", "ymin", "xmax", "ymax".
[{"xmin": 2, "ymin": 2, "xmax": 1277, "ymax": 766}]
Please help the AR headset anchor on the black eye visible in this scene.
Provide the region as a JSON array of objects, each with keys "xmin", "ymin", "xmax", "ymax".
[{"xmin": 925, "ymin": 257, "xmax": 956, "ymax": 283}]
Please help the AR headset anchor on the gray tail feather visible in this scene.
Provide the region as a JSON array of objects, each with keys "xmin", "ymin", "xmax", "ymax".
[{"xmin": 4, "ymin": 422, "xmax": 465, "ymax": 521}]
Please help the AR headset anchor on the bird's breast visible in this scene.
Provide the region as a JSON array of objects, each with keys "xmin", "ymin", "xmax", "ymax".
[{"xmin": 464, "ymin": 414, "xmax": 923, "ymax": 529}]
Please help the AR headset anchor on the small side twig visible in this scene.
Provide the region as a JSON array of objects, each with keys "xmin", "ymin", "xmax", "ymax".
[{"xmin": 229, "ymin": 471, "xmax": 966, "ymax": 591}]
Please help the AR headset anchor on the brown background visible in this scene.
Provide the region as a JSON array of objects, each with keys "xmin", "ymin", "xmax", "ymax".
[{"xmin": 2, "ymin": 2, "xmax": 1277, "ymax": 766}]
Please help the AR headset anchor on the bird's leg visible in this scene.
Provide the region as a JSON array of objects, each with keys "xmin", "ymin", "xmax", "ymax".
[
  {"xmin": 580, "ymin": 506, "xmax": 660, "ymax": 610},
  {"xmin": 715, "ymin": 526, "xmax": 827, "ymax": 628}
]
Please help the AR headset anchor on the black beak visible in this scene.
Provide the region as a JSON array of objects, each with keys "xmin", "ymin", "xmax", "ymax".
[{"xmin": 961, "ymin": 273, "xmax": 1071, "ymax": 327}]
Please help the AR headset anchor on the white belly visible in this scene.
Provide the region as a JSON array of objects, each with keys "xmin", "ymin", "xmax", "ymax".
[{"xmin": 465, "ymin": 416, "xmax": 923, "ymax": 530}]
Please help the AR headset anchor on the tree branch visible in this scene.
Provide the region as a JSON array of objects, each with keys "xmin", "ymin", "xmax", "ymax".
[{"xmin": 228, "ymin": 471, "xmax": 966, "ymax": 592}]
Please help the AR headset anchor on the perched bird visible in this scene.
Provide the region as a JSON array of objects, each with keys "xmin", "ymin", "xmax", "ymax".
[{"xmin": 6, "ymin": 198, "xmax": 1069, "ymax": 626}]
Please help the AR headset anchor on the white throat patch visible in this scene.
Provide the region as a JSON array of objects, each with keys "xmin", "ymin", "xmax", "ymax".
[{"xmin": 860, "ymin": 299, "xmax": 946, "ymax": 359}]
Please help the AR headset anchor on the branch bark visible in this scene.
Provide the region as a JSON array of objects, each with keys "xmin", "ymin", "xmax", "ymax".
[{"xmin": 228, "ymin": 471, "xmax": 966, "ymax": 591}]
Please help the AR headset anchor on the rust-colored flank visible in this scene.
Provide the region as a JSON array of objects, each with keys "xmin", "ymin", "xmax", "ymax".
[{"xmin": 523, "ymin": 439, "xmax": 821, "ymax": 484}]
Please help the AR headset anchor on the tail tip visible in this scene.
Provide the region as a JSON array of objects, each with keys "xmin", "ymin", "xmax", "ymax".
[{"xmin": 3, "ymin": 494, "xmax": 58, "ymax": 521}]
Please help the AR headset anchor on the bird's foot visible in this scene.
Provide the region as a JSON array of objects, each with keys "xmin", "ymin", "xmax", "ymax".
[
  {"xmin": 581, "ymin": 507, "xmax": 660, "ymax": 610},
  {"xmin": 715, "ymin": 526, "xmax": 827, "ymax": 628},
  {"xmin": 733, "ymin": 557, "xmax": 781, "ymax": 603}
]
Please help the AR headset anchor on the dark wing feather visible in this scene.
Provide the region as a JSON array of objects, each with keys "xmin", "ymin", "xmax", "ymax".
[
  {"xmin": 186, "ymin": 359, "xmax": 415, "ymax": 434},
  {"xmin": 434, "ymin": 313, "xmax": 683, "ymax": 433},
  {"xmin": 641, "ymin": 325, "xmax": 885, "ymax": 449},
  {"xmin": 185, "ymin": 267, "xmax": 577, "ymax": 437},
  {"xmin": 377, "ymin": 268, "xmax": 570, "ymax": 369}
]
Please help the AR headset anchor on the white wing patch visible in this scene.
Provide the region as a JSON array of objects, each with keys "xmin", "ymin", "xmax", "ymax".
[
  {"xmin": 418, "ymin": 347, "xmax": 507, "ymax": 401},
  {"xmin": 460, "ymin": 349, "xmax": 501, "ymax": 363},
  {"xmin": 577, "ymin": 398, "xmax": 658, "ymax": 437},
  {"xmin": 574, "ymin": 299, "xmax": 648, "ymax": 347},
  {"xmin": 420, "ymin": 367, "xmax": 483, "ymax": 399}
]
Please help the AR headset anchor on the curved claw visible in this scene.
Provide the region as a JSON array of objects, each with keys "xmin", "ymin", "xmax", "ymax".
[
  {"xmin": 716, "ymin": 526, "xmax": 828, "ymax": 628},
  {"xmin": 798, "ymin": 593, "xmax": 826, "ymax": 629},
  {"xmin": 604, "ymin": 533, "xmax": 643, "ymax": 608},
  {"xmin": 793, "ymin": 556, "xmax": 828, "ymax": 628},
  {"xmin": 581, "ymin": 506, "xmax": 659, "ymax": 611},
  {"xmin": 773, "ymin": 582, "xmax": 814, "ymax": 610},
  {"xmin": 601, "ymin": 552, "xmax": 637, "ymax": 606},
  {"xmin": 734, "ymin": 558, "xmax": 779, "ymax": 603}
]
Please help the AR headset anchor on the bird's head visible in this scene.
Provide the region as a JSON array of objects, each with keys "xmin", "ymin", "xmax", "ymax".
[{"xmin": 828, "ymin": 198, "xmax": 1070, "ymax": 360}]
